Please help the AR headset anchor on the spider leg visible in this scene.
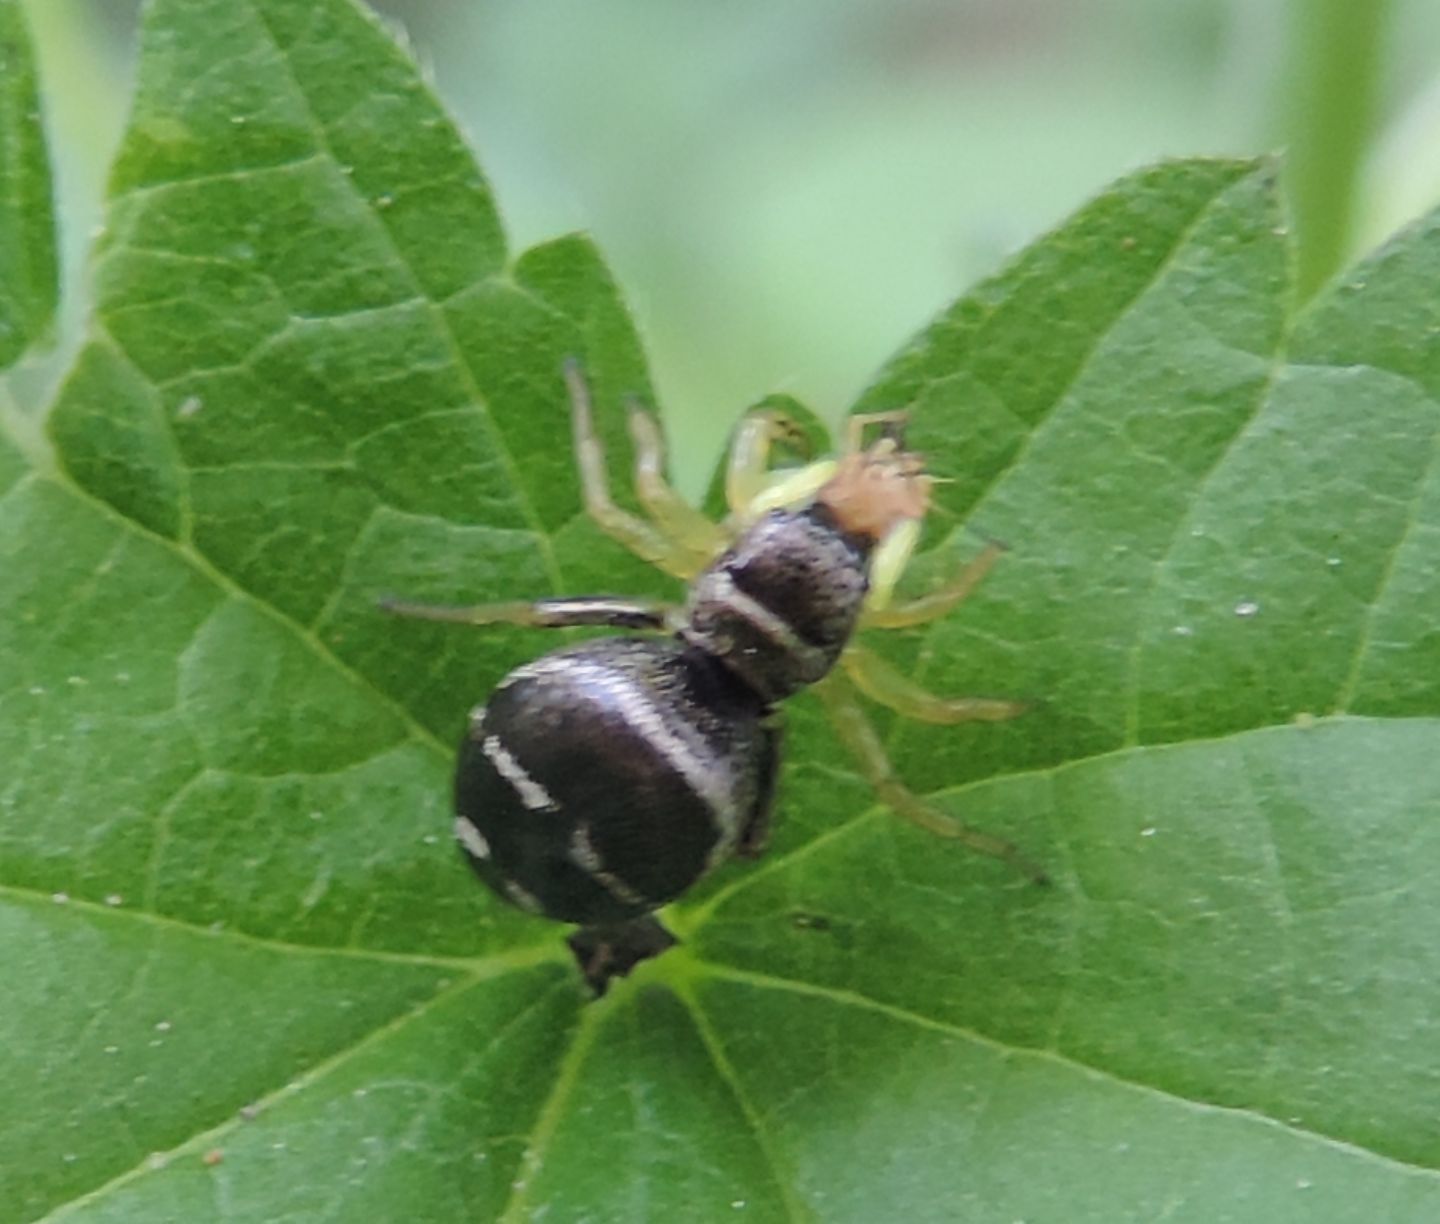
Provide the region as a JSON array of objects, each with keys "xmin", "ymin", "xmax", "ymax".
[
  {"xmin": 841, "ymin": 643, "xmax": 1027, "ymax": 723},
  {"xmin": 379, "ymin": 595, "xmax": 679, "ymax": 632},
  {"xmin": 862, "ymin": 540, "xmax": 1005, "ymax": 630},
  {"xmin": 726, "ymin": 407, "xmax": 908, "ymax": 521},
  {"xmin": 813, "ymin": 670, "xmax": 1047, "ymax": 883},
  {"xmin": 624, "ymin": 398, "xmax": 728, "ymax": 562},
  {"xmin": 564, "ymin": 359, "xmax": 702, "ymax": 580},
  {"xmin": 842, "ymin": 410, "xmax": 910, "ymax": 454},
  {"xmin": 725, "ymin": 409, "xmax": 833, "ymax": 518},
  {"xmin": 736, "ymin": 715, "xmax": 784, "ymax": 859}
]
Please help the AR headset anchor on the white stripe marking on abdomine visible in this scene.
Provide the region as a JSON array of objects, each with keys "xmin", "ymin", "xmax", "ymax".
[
  {"xmin": 570, "ymin": 824, "xmax": 647, "ymax": 907},
  {"xmin": 512, "ymin": 654, "xmax": 738, "ymax": 836},
  {"xmin": 569, "ymin": 823, "xmax": 603, "ymax": 872},
  {"xmin": 593, "ymin": 868, "xmax": 648, "ymax": 908},
  {"xmin": 503, "ymin": 878, "xmax": 544, "ymax": 914},
  {"xmin": 454, "ymin": 816, "xmax": 491, "ymax": 861},
  {"xmin": 482, "ymin": 734, "xmax": 558, "ymax": 812},
  {"xmin": 499, "ymin": 654, "xmax": 584, "ymax": 690}
]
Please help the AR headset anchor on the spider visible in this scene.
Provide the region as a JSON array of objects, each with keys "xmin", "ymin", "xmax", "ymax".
[{"xmin": 384, "ymin": 360, "xmax": 1041, "ymax": 993}]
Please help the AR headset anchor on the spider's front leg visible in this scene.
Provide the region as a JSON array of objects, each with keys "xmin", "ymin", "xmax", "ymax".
[
  {"xmin": 863, "ymin": 538, "xmax": 1009, "ymax": 630},
  {"xmin": 724, "ymin": 408, "xmax": 837, "ymax": 522}
]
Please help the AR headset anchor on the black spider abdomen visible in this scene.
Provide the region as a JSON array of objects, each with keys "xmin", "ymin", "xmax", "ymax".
[{"xmin": 455, "ymin": 636, "xmax": 771, "ymax": 926}]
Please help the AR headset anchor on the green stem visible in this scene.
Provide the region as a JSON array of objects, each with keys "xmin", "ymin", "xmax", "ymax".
[{"xmin": 1281, "ymin": 0, "xmax": 1394, "ymax": 299}]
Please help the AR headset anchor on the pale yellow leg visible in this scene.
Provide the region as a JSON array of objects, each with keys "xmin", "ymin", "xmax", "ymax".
[
  {"xmin": 864, "ymin": 519, "xmax": 923, "ymax": 613},
  {"xmin": 843, "ymin": 410, "xmax": 909, "ymax": 453},
  {"xmin": 564, "ymin": 360, "xmax": 701, "ymax": 580},
  {"xmin": 813, "ymin": 671, "xmax": 1048, "ymax": 883},
  {"xmin": 841, "ymin": 643, "xmax": 1027, "ymax": 723},
  {"xmin": 862, "ymin": 541, "xmax": 1005, "ymax": 630},
  {"xmin": 725, "ymin": 410, "xmax": 816, "ymax": 516},
  {"xmin": 624, "ymin": 400, "xmax": 728, "ymax": 562}
]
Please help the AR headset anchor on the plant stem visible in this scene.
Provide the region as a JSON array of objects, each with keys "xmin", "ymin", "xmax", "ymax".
[{"xmin": 1281, "ymin": 0, "xmax": 1394, "ymax": 299}]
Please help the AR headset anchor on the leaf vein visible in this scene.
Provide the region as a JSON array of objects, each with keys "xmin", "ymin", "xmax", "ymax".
[
  {"xmin": 0, "ymin": 880, "xmax": 551, "ymax": 972},
  {"xmin": 675, "ymin": 983, "xmax": 811, "ymax": 1223},
  {"xmin": 1119, "ymin": 348, "xmax": 1286, "ymax": 744},
  {"xmin": 495, "ymin": 998, "xmax": 605, "ymax": 1224},
  {"xmin": 698, "ymin": 963, "xmax": 1440, "ymax": 1183},
  {"xmin": 1332, "ymin": 384, "xmax": 1440, "ymax": 710},
  {"xmin": 107, "ymin": 152, "xmax": 330, "ymax": 204},
  {"xmin": 688, "ymin": 713, "xmax": 1434, "ymax": 927},
  {"xmin": 242, "ymin": 0, "xmax": 563, "ymax": 597}
]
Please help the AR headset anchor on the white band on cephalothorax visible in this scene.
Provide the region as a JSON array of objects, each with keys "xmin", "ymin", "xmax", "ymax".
[{"xmin": 700, "ymin": 570, "xmax": 829, "ymax": 674}]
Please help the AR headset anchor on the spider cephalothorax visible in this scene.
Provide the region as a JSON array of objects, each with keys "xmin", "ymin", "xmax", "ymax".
[
  {"xmin": 385, "ymin": 361, "xmax": 1039, "ymax": 994},
  {"xmin": 684, "ymin": 493, "xmax": 897, "ymax": 703}
]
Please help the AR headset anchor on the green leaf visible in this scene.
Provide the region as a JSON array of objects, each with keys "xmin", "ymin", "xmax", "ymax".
[
  {"xmin": 3, "ymin": 1, "xmax": 1438, "ymax": 1221},
  {"xmin": 0, "ymin": 0, "xmax": 58, "ymax": 368}
]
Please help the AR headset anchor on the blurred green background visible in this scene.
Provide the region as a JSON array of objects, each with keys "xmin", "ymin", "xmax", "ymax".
[{"xmin": 19, "ymin": 0, "xmax": 1440, "ymax": 492}]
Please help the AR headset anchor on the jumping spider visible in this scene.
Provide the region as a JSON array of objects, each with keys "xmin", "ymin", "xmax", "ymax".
[{"xmin": 385, "ymin": 360, "xmax": 1041, "ymax": 994}]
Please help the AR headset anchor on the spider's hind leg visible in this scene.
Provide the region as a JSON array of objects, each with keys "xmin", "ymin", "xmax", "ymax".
[
  {"xmin": 814, "ymin": 670, "xmax": 1047, "ymax": 883},
  {"xmin": 841, "ymin": 643, "xmax": 1027, "ymax": 724},
  {"xmin": 736, "ymin": 715, "xmax": 784, "ymax": 859}
]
